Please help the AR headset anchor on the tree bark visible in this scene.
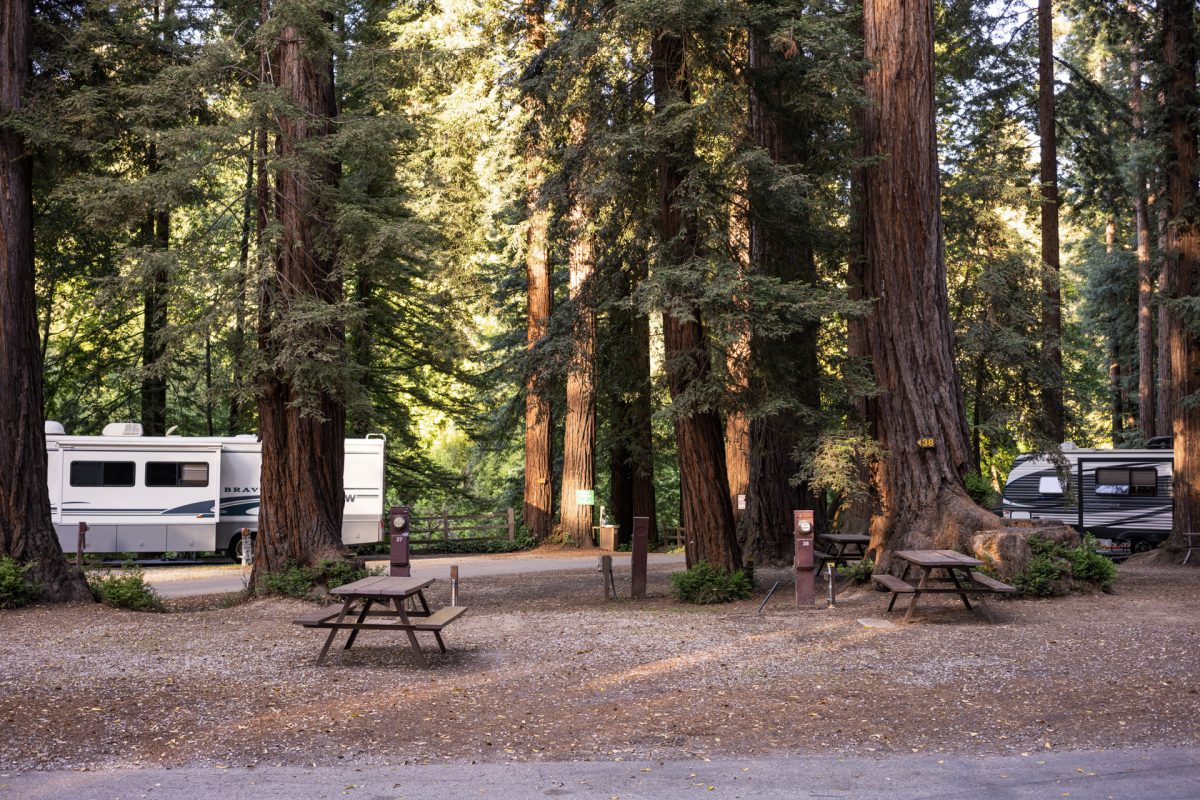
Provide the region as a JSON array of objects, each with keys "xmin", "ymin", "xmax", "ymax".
[
  {"xmin": 725, "ymin": 179, "xmax": 750, "ymax": 529},
  {"xmin": 1038, "ymin": 0, "xmax": 1064, "ymax": 444},
  {"xmin": 141, "ymin": 143, "xmax": 169, "ymax": 436},
  {"xmin": 739, "ymin": 26, "xmax": 825, "ymax": 566},
  {"xmin": 558, "ymin": 112, "xmax": 597, "ymax": 548},
  {"xmin": 0, "ymin": 0, "xmax": 91, "ymax": 601},
  {"xmin": 229, "ymin": 130, "xmax": 255, "ymax": 435},
  {"xmin": 1156, "ymin": 199, "xmax": 1174, "ymax": 437},
  {"xmin": 653, "ymin": 29, "xmax": 740, "ymax": 572},
  {"xmin": 860, "ymin": 0, "xmax": 1001, "ymax": 569},
  {"xmin": 522, "ymin": 0, "xmax": 553, "ymax": 543},
  {"xmin": 1160, "ymin": 0, "xmax": 1200, "ymax": 557},
  {"xmin": 250, "ymin": 1, "xmax": 349, "ymax": 584},
  {"xmin": 607, "ymin": 262, "xmax": 657, "ymax": 547},
  {"xmin": 1131, "ymin": 53, "xmax": 1155, "ymax": 440}
]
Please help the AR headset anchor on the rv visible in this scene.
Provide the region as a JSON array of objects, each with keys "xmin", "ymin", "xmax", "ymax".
[
  {"xmin": 999, "ymin": 442, "xmax": 1173, "ymax": 553},
  {"xmin": 45, "ymin": 421, "xmax": 386, "ymax": 559}
]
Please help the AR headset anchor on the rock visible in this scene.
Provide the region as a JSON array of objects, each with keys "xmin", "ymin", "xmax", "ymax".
[{"xmin": 969, "ymin": 526, "xmax": 1080, "ymax": 580}]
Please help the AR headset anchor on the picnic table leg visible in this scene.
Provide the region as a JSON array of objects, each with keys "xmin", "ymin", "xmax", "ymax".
[
  {"xmin": 902, "ymin": 567, "xmax": 929, "ymax": 623},
  {"xmin": 342, "ymin": 598, "xmax": 374, "ymax": 652},
  {"xmin": 316, "ymin": 599, "xmax": 355, "ymax": 666},
  {"xmin": 415, "ymin": 589, "xmax": 432, "ymax": 616},
  {"xmin": 432, "ymin": 631, "xmax": 447, "ymax": 653},
  {"xmin": 392, "ymin": 597, "xmax": 429, "ymax": 668},
  {"xmin": 946, "ymin": 568, "xmax": 973, "ymax": 611}
]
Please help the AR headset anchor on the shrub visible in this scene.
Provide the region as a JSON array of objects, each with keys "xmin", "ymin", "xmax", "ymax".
[
  {"xmin": 670, "ymin": 562, "xmax": 753, "ymax": 605},
  {"xmin": 963, "ymin": 471, "xmax": 999, "ymax": 508},
  {"xmin": 412, "ymin": 538, "xmax": 528, "ymax": 555},
  {"xmin": 837, "ymin": 558, "xmax": 875, "ymax": 585},
  {"xmin": 89, "ymin": 566, "xmax": 164, "ymax": 612},
  {"xmin": 261, "ymin": 559, "xmax": 385, "ymax": 597},
  {"xmin": 1012, "ymin": 534, "xmax": 1116, "ymax": 597},
  {"xmin": 0, "ymin": 557, "xmax": 40, "ymax": 609},
  {"xmin": 1067, "ymin": 535, "xmax": 1117, "ymax": 591}
]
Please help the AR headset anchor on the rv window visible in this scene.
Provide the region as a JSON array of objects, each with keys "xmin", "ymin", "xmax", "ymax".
[
  {"xmin": 1094, "ymin": 468, "xmax": 1130, "ymax": 495},
  {"xmin": 1129, "ymin": 469, "xmax": 1158, "ymax": 497},
  {"xmin": 146, "ymin": 462, "xmax": 209, "ymax": 487},
  {"xmin": 70, "ymin": 461, "xmax": 135, "ymax": 487}
]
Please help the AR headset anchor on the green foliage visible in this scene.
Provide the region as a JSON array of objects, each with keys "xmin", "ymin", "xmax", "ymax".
[
  {"xmin": 261, "ymin": 559, "xmax": 386, "ymax": 598},
  {"xmin": 670, "ymin": 562, "xmax": 753, "ymax": 605},
  {"xmin": 1067, "ymin": 536, "xmax": 1117, "ymax": 591},
  {"xmin": 1012, "ymin": 534, "xmax": 1116, "ymax": 597},
  {"xmin": 837, "ymin": 558, "xmax": 875, "ymax": 585},
  {"xmin": 963, "ymin": 472, "xmax": 999, "ymax": 508},
  {"xmin": 0, "ymin": 558, "xmax": 41, "ymax": 609},
  {"xmin": 89, "ymin": 566, "xmax": 164, "ymax": 612}
]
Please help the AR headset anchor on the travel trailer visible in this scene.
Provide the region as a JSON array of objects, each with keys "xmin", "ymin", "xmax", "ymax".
[
  {"xmin": 999, "ymin": 442, "xmax": 1173, "ymax": 553},
  {"xmin": 44, "ymin": 421, "xmax": 386, "ymax": 559}
]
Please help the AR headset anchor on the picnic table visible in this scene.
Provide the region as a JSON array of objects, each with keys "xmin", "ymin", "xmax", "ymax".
[
  {"xmin": 292, "ymin": 576, "xmax": 467, "ymax": 667},
  {"xmin": 817, "ymin": 533, "xmax": 870, "ymax": 567},
  {"xmin": 872, "ymin": 549, "xmax": 1015, "ymax": 623}
]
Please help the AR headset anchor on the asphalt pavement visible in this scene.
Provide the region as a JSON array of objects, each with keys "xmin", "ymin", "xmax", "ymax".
[
  {"xmin": 145, "ymin": 553, "xmax": 687, "ymax": 598},
  {"xmin": 4, "ymin": 747, "xmax": 1198, "ymax": 799}
]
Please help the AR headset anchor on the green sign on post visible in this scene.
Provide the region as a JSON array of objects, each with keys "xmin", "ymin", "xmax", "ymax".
[{"xmin": 575, "ymin": 489, "xmax": 595, "ymax": 506}]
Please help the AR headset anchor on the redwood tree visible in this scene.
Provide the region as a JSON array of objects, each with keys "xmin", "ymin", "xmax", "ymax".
[
  {"xmin": 653, "ymin": 29, "xmax": 740, "ymax": 572},
  {"xmin": 860, "ymin": 0, "xmax": 1000, "ymax": 567},
  {"xmin": 522, "ymin": 0, "xmax": 554, "ymax": 543},
  {"xmin": 0, "ymin": 0, "xmax": 90, "ymax": 602},
  {"xmin": 1160, "ymin": 0, "xmax": 1200, "ymax": 558},
  {"xmin": 1038, "ymin": 0, "xmax": 1065, "ymax": 444},
  {"xmin": 558, "ymin": 109, "xmax": 597, "ymax": 548},
  {"xmin": 251, "ymin": 0, "xmax": 349, "ymax": 583},
  {"xmin": 1130, "ymin": 45, "xmax": 1155, "ymax": 440}
]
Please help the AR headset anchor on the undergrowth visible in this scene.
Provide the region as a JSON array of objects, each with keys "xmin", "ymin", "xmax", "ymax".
[
  {"xmin": 261, "ymin": 559, "xmax": 387, "ymax": 598},
  {"xmin": 0, "ymin": 557, "xmax": 40, "ymax": 609},
  {"xmin": 671, "ymin": 562, "xmax": 753, "ymax": 604},
  {"xmin": 1012, "ymin": 534, "xmax": 1116, "ymax": 597},
  {"xmin": 89, "ymin": 565, "xmax": 164, "ymax": 612}
]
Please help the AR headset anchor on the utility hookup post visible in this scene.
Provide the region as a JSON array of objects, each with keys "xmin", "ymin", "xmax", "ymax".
[
  {"xmin": 827, "ymin": 562, "xmax": 836, "ymax": 608},
  {"xmin": 631, "ymin": 516, "xmax": 649, "ymax": 599},
  {"xmin": 240, "ymin": 528, "xmax": 253, "ymax": 567},
  {"xmin": 450, "ymin": 565, "xmax": 459, "ymax": 607},
  {"xmin": 389, "ymin": 506, "xmax": 411, "ymax": 577},
  {"xmin": 794, "ymin": 510, "xmax": 815, "ymax": 608},
  {"xmin": 76, "ymin": 522, "xmax": 88, "ymax": 569}
]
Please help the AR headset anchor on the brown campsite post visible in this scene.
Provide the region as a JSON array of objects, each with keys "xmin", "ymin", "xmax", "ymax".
[
  {"xmin": 75, "ymin": 522, "xmax": 88, "ymax": 568},
  {"xmin": 600, "ymin": 555, "xmax": 614, "ymax": 600},
  {"xmin": 450, "ymin": 565, "xmax": 459, "ymax": 606},
  {"xmin": 794, "ymin": 510, "xmax": 815, "ymax": 608},
  {"xmin": 631, "ymin": 516, "xmax": 648, "ymax": 599}
]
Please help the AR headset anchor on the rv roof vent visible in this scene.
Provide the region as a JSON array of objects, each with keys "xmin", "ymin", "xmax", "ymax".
[
  {"xmin": 45, "ymin": 420, "xmax": 65, "ymax": 436},
  {"xmin": 1060, "ymin": 441, "xmax": 1076, "ymax": 450},
  {"xmin": 103, "ymin": 422, "xmax": 144, "ymax": 437}
]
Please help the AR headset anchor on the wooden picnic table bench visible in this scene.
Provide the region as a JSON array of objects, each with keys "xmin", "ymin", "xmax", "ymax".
[
  {"xmin": 817, "ymin": 533, "xmax": 870, "ymax": 568},
  {"xmin": 872, "ymin": 549, "xmax": 1015, "ymax": 623},
  {"xmin": 292, "ymin": 576, "xmax": 467, "ymax": 667}
]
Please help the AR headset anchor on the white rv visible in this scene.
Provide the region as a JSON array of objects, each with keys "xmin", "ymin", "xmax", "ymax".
[
  {"xmin": 999, "ymin": 442, "xmax": 1173, "ymax": 553},
  {"xmin": 45, "ymin": 421, "xmax": 386, "ymax": 559}
]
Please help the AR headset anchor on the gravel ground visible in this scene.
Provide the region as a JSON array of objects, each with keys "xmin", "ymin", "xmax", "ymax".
[{"xmin": 1, "ymin": 561, "xmax": 1198, "ymax": 774}]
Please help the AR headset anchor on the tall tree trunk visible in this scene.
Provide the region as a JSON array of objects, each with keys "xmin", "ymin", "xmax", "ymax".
[
  {"xmin": 1106, "ymin": 217, "xmax": 1123, "ymax": 445},
  {"xmin": 861, "ymin": 0, "xmax": 1000, "ymax": 568},
  {"xmin": 725, "ymin": 180, "xmax": 750, "ymax": 528},
  {"xmin": 141, "ymin": 143, "xmax": 169, "ymax": 436},
  {"xmin": 250, "ymin": 0, "xmax": 348, "ymax": 584},
  {"xmin": 1161, "ymin": 0, "xmax": 1200, "ymax": 556},
  {"xmin": 522, "ymin": 0, "xmax": 553, "ymax": 543},
  {"xmin": 0, "ymin": 0, "xmax": 91, "ymax": 601},
  {"xmin": 558, "ymin": 113, "xmax": 596, "ymax": 548},
  {"xmin": 972, "ymin": 354, "xmax": 986, "ymax": 474},
  {"xmin": 1156, "ymin": 199, "xmax": 1174, "ymax": 436},
  {"xmin": 653, "ymin": 29, "xmax": 740, "ymax": 572},
  {"xmin": 739, "ymin": 25, "xmax": 824, "ymax": 566},
  {"xmin": 1131, "ymin": 54, "xmax": 1155, "ymax": 440},
  {"xmin": 607, "ymin": 265, "xmax": 657, "ymax": 546},
  {"xmin": 229, "ymin": 130, "xmax": 255, "ymax": 435},
  {"xmin": 1038, "ymin": 0, "xmax": 1064, "ymax": 444}
]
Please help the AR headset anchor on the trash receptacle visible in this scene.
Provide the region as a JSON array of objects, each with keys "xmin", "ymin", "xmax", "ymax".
[{"xmin": 599, "ymin": 525, "xmax": 618, "ymax": 551}]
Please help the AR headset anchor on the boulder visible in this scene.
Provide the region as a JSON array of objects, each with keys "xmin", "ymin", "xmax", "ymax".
[{"xmin": 969, "ymin": 525, "xmax": 1080, "ymax": 580}]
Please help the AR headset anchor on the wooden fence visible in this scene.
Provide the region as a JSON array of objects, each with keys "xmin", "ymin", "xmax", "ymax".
[{"xmin": 407, "ymin": 508, "xmax": 516, "ymax": 549}]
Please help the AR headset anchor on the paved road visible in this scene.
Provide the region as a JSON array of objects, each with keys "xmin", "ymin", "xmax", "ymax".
[
  {"xmin": 5, "ymin": 747, "xmax": 1198, "ymax": 799},
  {"xmin": 146, "ymin": 553, "xmax": 687, "ymax": 598}
]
